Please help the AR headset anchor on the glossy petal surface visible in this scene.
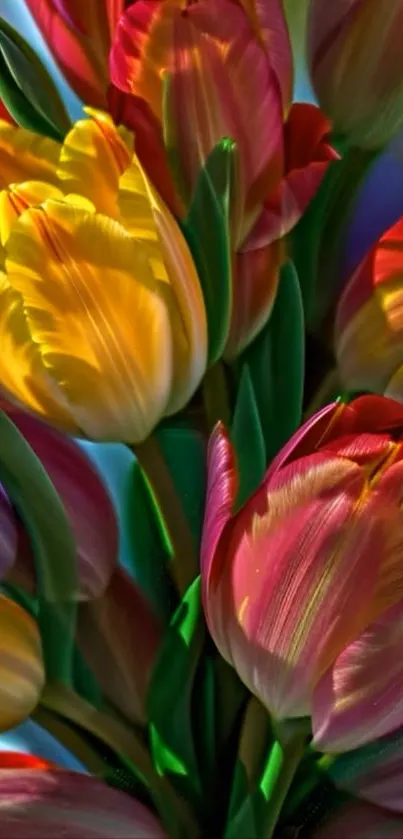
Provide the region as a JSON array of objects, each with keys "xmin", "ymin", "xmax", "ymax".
[
  {"xmin": 5, "ymin": 200, "xmax": 173, "ymax": 442},
  {"xmin": 0, "ymin": 122, "xmax": 60, "ymax": 189}
]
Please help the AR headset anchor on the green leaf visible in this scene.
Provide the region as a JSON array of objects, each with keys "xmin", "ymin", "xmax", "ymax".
[
  {"xmin": 181, "ymin": 140, "xmax": 236, "ymax": 365},
  {"xmin": 0, "ymin": 19, "xmax": 70, "ymax": 139},
  {"xmin": 231, "ymin": 364, "xmax": 266, "ymax": 507},
  {"xmin": 125, "ymin": 457, "xmax": 175, "ymax": 625},
  {"xmin": 0, "ymin": 409, "xmax": 77, "ymax": 685},
  {"xmin": 147, "ymin": 577, "xmax": 204, "ymax": 812},
  {"xmin": 242, "ymin": 261, "xmax": 304, "ymax": 465},
  {"xmin": 156, "ymin": 424, "xmax": 207, "ymax": 552}
]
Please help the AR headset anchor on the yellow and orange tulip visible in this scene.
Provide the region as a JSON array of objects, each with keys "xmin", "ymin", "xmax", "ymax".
[
  {"xmin": 202, "ymin": 396, "xmax": 403, "ymax": 752},
  {"xmin": 0, "ymin": 109, "xmax": 207, "ymax": 442},
  {"xmin": 335, "ymin": 215, "xmax": 403, "ymax": 401},
  {"xmin": 309, "ymin": 0, "xmax": 403, "ymax": 149}
]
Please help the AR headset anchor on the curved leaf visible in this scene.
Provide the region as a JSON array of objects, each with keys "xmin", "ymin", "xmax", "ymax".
[
  {"xmin": 0, "ymin": 408, "xmax": 77, "ymax": 685},
  {"xmin": 0, "ymin": 19, "xmax": 70, "ymax": 140},
  {"xmin": 231, "ymin": 364, "xmax": 266, "ymax": 508}
]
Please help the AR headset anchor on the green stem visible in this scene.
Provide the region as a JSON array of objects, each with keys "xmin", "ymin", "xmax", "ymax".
[
  {"xmin": 261, "ymin": 722, "xmax": 307, "ymax": 839},
  {"xmin": 132, "ymin": 434, "xmax": 198, "ymax": 595},
  {"xmin": 202, "ymin": 361, "xmax": 232, "ymax": 432}
]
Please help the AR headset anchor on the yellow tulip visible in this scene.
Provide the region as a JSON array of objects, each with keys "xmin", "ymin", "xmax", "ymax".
[{"xmin": 0, "ymin": 110, "xmax": 207, "ymax": 442}]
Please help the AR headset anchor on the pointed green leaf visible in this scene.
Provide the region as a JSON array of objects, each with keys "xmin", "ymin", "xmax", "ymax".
[
  {"xmin": 0, "ymin": 19, "xmax": 70, "ymax": 140},
  {"xmin": 0, "ymin": 408, "xmax": 77, "ymax": 685},
  {"xmin": 231, "ymin": 364, "xmax": 266, "ymax": 507},
  {"xmin": 181, "ymin": 140, "xmax": 236, "ymax": 365},
  {"xmin": 147, "ymin": 577, "xmax": 204, "ymax": 811}
]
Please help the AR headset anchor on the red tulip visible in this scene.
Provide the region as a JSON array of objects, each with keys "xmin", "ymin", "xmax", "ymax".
[
  {"xmin": 25, "ymin": 0, "xmax": 127, "ymax": 107},
  {"xmin": 202, "ymin": 395, "xmax": 403, "ymax": 752},
  {"xmin": 110, "ymin": 0, "xmax": 336, "ymax": 355},
  {"xmin": 335, "ymin": 214, "xmax": 403, "ymax": 401},
  {"xmin": 1, "ymin": 401, "xmax": 118, "ymax": 600}
]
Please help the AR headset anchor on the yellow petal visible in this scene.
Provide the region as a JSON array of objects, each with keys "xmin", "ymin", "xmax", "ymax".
[
  {"xmin": 0, "ymin": 271, "xmax": 77, "ymax": 432},
  {"xmin": 119, "ymin": 158, "xmax": 207, "ymax": 413},
  {"xmin": 0, "ymin": 595, "xmax": 44, "ymax": 731},
  {"xmin": 57, "ymin": 108, "xmax": 133, "ymax": 217},
  {"xmin": 0, "ymin": 121, "xmax": 60, "ymax": 189},
  {"xmin": 5, "ymin": 199, "xmax": 173, "ymax": 442},
  {"xmin": 0, "ymin": 181, "xmax": 63, "ymax": 247}
]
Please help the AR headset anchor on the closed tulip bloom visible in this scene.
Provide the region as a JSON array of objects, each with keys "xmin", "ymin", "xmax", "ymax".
[
  {"xmin": 0, "ymin": 110, "xmax": 207, "ymax": 442},
  {"xmin": 335, "ymin": 215, "xmax": 403, "ymax": 401},
  {"xmin": 0, "ymin": 596, "xmax": 44, "ymax": 731},
  {"xmin": 24, "ymin": 0, "xmax": 127, "ymax": 108},
  {"xmin": 308, "ymin": 0, "xmax": 403, "ymax": 149},
  {"xmin": 202, "ymin": 395, "xmax": 403, "ymax": 753},
  {"xmin": 110, "ymin": 0, "xmax": 336, "ymax": 355}
]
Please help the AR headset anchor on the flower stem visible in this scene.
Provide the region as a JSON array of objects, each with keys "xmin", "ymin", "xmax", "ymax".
[
  {"xmin": 132, "ymin": 434, "xmax": 198, "ymax": 595},
  {"xmin": 202, "ymin": 361, "xmax": 232, "ymax": 433},
  {"xmin": 261, "ymin": 721, "xmax": 307, "ymax": 839}
]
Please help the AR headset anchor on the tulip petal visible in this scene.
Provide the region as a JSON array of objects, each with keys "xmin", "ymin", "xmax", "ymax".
[
  {"xmin": 0, "ymin": 181, "xmax": 63, "ymax": 248},
  {"xmin": 57, "ymin": 109, "xmax": 133, "ymax": 217},
  {"xmin": 0, "ymin": 485, "xmax": 17, "ymax": 580},
  {"xmin": 108, "ymin": 86, "xmax": 182, "ymax": 216},
  {"xmin": 237, "ymin": 0, "xmax": 293, "ymax": 108},
  {"xmin": 5, "ymin": 406, "xmax": 118, "ymax": 600},
  {"xmin": 0, "ymin": 595, "xmax": 44, "ymax": 731},
  {"xmin": 0, "ymin": 121, "xmax": 60, "ymax": 189},
  {"xmin": 119, "ymin": 157, "xmax": 207, "ymax": 413},
  {"xmin": 225, "ymin": 240, "xmax": 281, "ymax": 358},
  {"xmin": 309, "ymin": 0, "xmax": 403, "ymax": 149},
  {"xmin": 5, "ymin": 200, "xmax": 173, "ymax": 442},
  {"xmin": 0, "ymin": 272, "xmax": 77, "ymax": 432},
  {"xmin": 77, "ymin": 567, "xmax": 161, "ymax": 724},
  {"xmin": 166, "ymin": 1, "xmax": 283, "ymax": 229},
  {"xmin": 0, "ymin": 769, "xmax": 166, "ymax": 837},
  {"xmin": 312, "ymin": 800, "xmax": 403, "ymax": 839},
  {"xmin": 25, "ymin": 0, "xmax": 116, "ymax": 107},
  {"xmin": 313, "ymin": 600, "xmax": 403, "ymax": 752},
  {"xmin": 214, "ymin": 451, "xmax": 403, "ymax": 719}
]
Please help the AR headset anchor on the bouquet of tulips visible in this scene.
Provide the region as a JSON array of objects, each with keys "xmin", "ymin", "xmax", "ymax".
[{"xmin": 1, "ymin": 0, "xmax": 403, "ymax": 836}]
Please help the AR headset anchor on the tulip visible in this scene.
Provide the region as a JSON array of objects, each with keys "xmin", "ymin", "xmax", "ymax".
[
  {"xmin": 24, "ymin": 0, "xmax": 127, "ymax": 108},
  {"xmin": 311, "ymin": 800, "xmax": 403, "ymax": 839},
  {"xmin": 308, "ymin": 0, "xmax": 403, "ymax": 149},
  {"xmin": 0, "ymin": 483, "xmax": 17, "ymax": 580},
  {"xmin": 0, "ymin": 595, "xmax": 44, "ymax": 731},
  {"xmin": 110, "ymin": 0, "xmax": 336, "ymax": 356},
  {"xmin": 0, "ymin": 757, "xmax": 166, "ymax": 837},
  {"xmin": 0, "ymin": 109, "xmax": 207, "ymax": 442},
  {"xmin": 335, "ymin": 214, "xmax": 403, "ymax": 401},
  {"xmin": 1, "ymin": 400, "xmax": 118, "ymax": 600},
  {"xmin": 202, "ymin": 395, "xmax": 403, "ymax": 753},
  {"xmin": 77, "ymin": 566, "xmax": 162, "ymax": 724},
  {"xmin": 325, "ymin": 728, "xmax": 403, "ymax": 814}
]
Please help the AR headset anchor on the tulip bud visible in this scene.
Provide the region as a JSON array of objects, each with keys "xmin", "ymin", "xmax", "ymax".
[
  {"xmin": 308, "ymin": 0, "xmax": 403, "ymax": 149},
  {"xmin": 0, "ymin": 595, "xmax": 44, "ymax": 731},
  {"xmin": 202, "ymin": 396, "xmax": 403, "ymax": 752},
  {"xmin": 335, "ymin": 215, "xmax": 403, "ymax": 400}
]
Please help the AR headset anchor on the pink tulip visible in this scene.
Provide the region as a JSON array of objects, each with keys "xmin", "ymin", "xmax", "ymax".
[
  {"xmin": 2, "ymin": 401, "xmax": 118, "ymax": 600},
  {"xmin": 202, "ymin": 395, "xmax": 403, "ymax": 752}
]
